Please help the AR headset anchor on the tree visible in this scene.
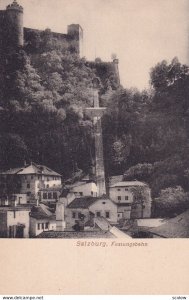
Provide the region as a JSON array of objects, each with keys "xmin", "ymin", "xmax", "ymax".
[
  {"xmin": 153, "ymin": 186, "xmax": 189, "ymax": 218},
  {"xmin": 0, "ymin": 133, "xmax": 28, "ymax": 170}
]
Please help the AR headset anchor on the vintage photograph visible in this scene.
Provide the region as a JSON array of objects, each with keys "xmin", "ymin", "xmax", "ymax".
[{"xmin": 0, "ymin": 0, "xmax": 189, "ymax": 239}]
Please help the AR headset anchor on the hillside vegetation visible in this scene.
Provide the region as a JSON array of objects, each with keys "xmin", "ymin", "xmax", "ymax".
[{"xmin": 1, "ymin": 31, "xmax": 189, "ymax": 216}]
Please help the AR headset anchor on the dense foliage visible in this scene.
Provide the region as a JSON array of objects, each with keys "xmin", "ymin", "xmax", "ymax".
[
  {"xmin": 1, "ymin": 28, "xmax": 189, "ymax": 216},
  {"xmin": 102, "ymin": 57, "xmax": 189, "ymax": 216}
]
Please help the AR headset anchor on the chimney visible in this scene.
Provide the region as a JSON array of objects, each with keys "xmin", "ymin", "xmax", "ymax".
[
  {"xmin": 113, "ymin": 58, "xmax": 120, "ymax": 85},
  {"xmin": 56, "ymin": 199, "xmax": 66, "ymax": 231}
]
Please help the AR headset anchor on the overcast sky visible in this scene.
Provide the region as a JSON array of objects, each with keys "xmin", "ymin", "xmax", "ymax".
[{"xmin": 1, "ymin": 0, "xmax": 189, "ymax": 89}]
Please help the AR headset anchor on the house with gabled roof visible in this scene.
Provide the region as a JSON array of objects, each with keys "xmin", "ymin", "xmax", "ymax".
[
  {"xmin": 0, "ymin": 162, "xmax": 62, "ymax": 204},
  {"xmin": 65, "ymin": 195, "xmax": 117, "ymax": 229},
  {"xmin": 109, "ymin": 180, "xmax": 152, "ymax": 220},
  {"xmin": 29, "ymin": 203, "xmax": 56, "ymax": 237}
]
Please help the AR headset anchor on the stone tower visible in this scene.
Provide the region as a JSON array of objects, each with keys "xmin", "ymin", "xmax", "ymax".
[
  {"xmin": 0, "ymin": 0, "xmax": 23, "ymax": 53},
  {"xmin": 85, "ymin": 78, "xmax": 107, "ymax": 196},
  {"xmin": 112, "ymin": 58, "xmax": 120, "ymax": 85},
  {"xmin": 67, "ymin": 24, "xmax": 83, "ymax": 57}
]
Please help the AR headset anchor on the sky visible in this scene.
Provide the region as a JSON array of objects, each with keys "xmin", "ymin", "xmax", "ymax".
[{"xmin": 0, "ymin": 0, "xmax": 189, "ymax": 89}]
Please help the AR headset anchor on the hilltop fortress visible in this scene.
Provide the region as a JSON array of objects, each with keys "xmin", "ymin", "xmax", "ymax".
[
  {"xmin": 0, "ymin": 0, "xmax": 83, "ymax": 55},
  {"xmin": 0, "ymin": 0, "xmax": 120, "ymax": 87}
]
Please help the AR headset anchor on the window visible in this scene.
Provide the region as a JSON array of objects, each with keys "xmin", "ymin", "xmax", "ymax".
[
  {"xmin": 48, "ymin": 193, "xmax": 52, "ymax": 199},
  {"xmin": 125, "ymin": 196, "xmax": 129, "ymax": 201},
  {"xmin": 125, "ymin": 188, "xmax": 128, "ymax": 191},
  {"xmin": 46, "ymin": 184, "xmax": 49, "ymax": 188},
  {"xmin": 42, "ymin": 223, "xmax": 44, "ymax": 230},
  {"xmin": 72, "ymin": 212, "xmax": 76, "ymax": 219},
  {"xmin": 96, "ymin": 211, "xmax": 101, "ymax": 217},
  {"xmin": 53, "ymin": 192, "xmax": 57, "ymax": 199},
  {"xmin": 27, "ymin": 192, "xmax": 31, "ymax": 196},
  {"xmin": 27, "ymin": 183, "xmax": 30, "ymax": 189},
  {"xmin": 45, "ymin": 222, "xmax": 48, "ymax": 229},
  {"xmin": 118, "ymin": 196, "xmax": 121, "ymax": 201},
  {"xmin": 37, "ymin": 223, "xmax": 40, "ymax": 230},
  {"xmin": 31, "ymin": 175, "xmax": 33, "ymax": 179},
  {"xmin": 105, "ymin": 211, "xmax": 110, "ymax": 218},
  {"xmin": 79, "ymin": 192, "xmax": 83, "ymax": 196},
  {"xmin": 91, "ymin": 191, "xmax": 93, "ymax": 196},
  {"xmin": 43, "ymin": 193, "xmax": 47, "ymax": 199},
  {"xmin": 117, "ymin": 188, "xmax": 121, "ymax": 191}
]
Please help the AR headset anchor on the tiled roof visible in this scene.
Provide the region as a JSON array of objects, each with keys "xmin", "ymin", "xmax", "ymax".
[
  {"xmin": 36, "ymin": 230, "xmax": 115, "ymax": 239},
  {"xmin": 1, "ymin": 163, "xmax": 61, "ymax": 177},
  {"xmin": 148, "ymin": 210, "xmax": 189, "ymax": 238},
  {"xmin": 110, "ymin": 181, "xmax": 147, "ymax": 188},
  {"xmin": 109, "ymin": 175, "xmax": 123, "ymax": 186},
  {"xmin": 30, "ymin": 204, "xmax": 55, "ymax": 220},
  {"xmin": 67, "ymin": 197, "xmax": 98, "ymax": 209},
  {"xmin": 0, "ymin": 167, "xmax": 23, "ymax": 175}
]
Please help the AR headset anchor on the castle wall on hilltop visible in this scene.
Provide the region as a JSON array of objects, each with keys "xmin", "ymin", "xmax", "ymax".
[
  {"xmin": 0, "ymin": 1, "xmax": 120, "ymax": 86},
  {"xmin": 0, "ymin": 1, "xmax": 83, "ymax": 56}
]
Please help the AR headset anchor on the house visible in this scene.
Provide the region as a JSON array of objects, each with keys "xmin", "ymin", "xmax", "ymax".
[
  {"xmin": 65, "ymin": 195, "xmax": 117, "ymax": 229},
  {"xmin": 0, "ymin": 162, "xmax": 62, "ymax": 204},
  {"xmin": 58, "ymin": 179, "xmax": 98, "ymax": 208},
  {"xmin": 59, "ymin": 189, "xmax": 76, "ymax": 207},
  {"xmin": 0, "ymin": 202, "xmax": 30, "ymax": 238},
  {"xmin": 0, "ymin": 193, "xmax": 28, "ymax": 206},
  {"xmin": 109, "ymin": 180, "xmax": 152, "ymax": 219},
  {"xmin": 66, "ymin": 179, "xmax": 98, "ymax": 198},
  {"xmin": 29, "ymin": 203, "xmax": 56, "ymax": 237},
  {"xmin": 39, "ymin": 187, "xmax": 62, "ymax": 204}
]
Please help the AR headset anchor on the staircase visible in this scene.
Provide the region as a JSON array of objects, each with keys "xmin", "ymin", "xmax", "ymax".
[{"xmin": 94, "ymin": 217, "xmax": 111, "ymax": 231}]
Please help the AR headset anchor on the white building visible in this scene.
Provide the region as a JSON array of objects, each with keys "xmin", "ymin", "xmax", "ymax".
[
  {"xmin": 29, "ymin": 204, "xmax": 56, "ymax": 237},
  {"xmin": 0, "ymin": 205, "xmax": 30, "ymax": 238},
  {"xmin": 59, "ymin": 179, "xmax": 98, "ymax": 208},
  {"xmin": 66, "ymin": 195, "xmax": 117, "ymax": 229},
  {"xmin": 109, "ymin": 180, "xmax": 152, "ymax": 219},
  {"xmin": 0, "ymin": 193, "xmax": 27, "ymax": 206},
  {"xmin": 0, "ymin": 163, "xmax": 62, "ymax": 203},
  {"xmin": 67, "ymin": 180, "xmax": 98, "ymax": 197},
  {"xmin": 39, "ymin": 187, "xmax": 62, "ymax": 204}
]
